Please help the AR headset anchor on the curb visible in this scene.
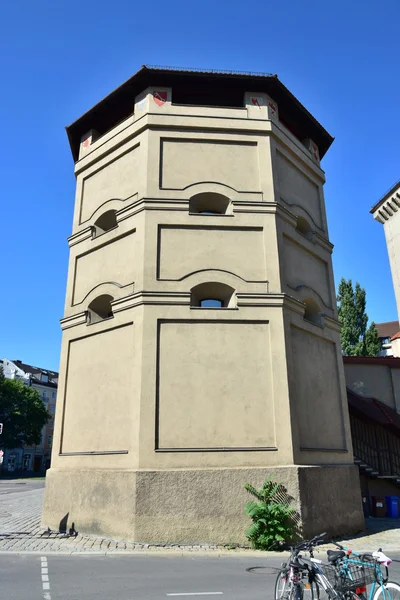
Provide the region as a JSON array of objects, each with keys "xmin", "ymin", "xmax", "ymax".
[{"xmin": 0, "ymin": 549, "xmax": 286, "ymax": 558}]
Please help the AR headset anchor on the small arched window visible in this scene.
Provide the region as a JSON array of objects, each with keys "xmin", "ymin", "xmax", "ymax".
[
  {"xmin": 200, "ymin": 299, "xmax": 223, "ymax": 308},
  {"xmin": 296, "ymin": 216, "xmax": 313, "ymax": 240},
  {"xmin": 191, "ymin": 282, "xmax": 235, "ymax": 308},
  {"xmin": 303, "ymin": 298, "xmax": 322, "ymax": 326},
  {"xmin": 93, "ymin": 210, "xmax": 118, "ymax": 237},
  {"xmin": 189, "ymin": 193, "xmax": 230, "ymax": 215},
  {"xmin": 87, "ymin": 294, "xmax": 114, "ymax": 324}
]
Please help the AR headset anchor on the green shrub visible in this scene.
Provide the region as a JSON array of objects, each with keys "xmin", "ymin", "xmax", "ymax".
[{"xmin": 244, "ymin": 478, "xmax": 294, "ymax": 550}]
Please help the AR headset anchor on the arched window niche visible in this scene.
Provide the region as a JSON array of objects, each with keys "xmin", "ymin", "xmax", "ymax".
[
  {"xmin": 190, "ymin": 282, "xmax": 236, "ymax": 308},
  {"xmin": 93, "ymin": 210, "xmax": 118, "ymax": 237},
  {"xmin": 87, "ymin": 294, "xmax": 114, "ymax": 324},
  {"xmin": 189, "ymin": 192, "xmax": 231, "ymax": 215},
  {"xmin": 303, "ymin": 298, "xmax": 323, "ymax": 327},
  {"xmin": 295, "ymin": 216, "xmax": 314, "ymax": 240}
]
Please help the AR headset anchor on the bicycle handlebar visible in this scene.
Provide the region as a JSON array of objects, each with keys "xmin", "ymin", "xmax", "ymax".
[{"xmin": 290, "ymin": 532, "xmax": 327, "ymax": 553}]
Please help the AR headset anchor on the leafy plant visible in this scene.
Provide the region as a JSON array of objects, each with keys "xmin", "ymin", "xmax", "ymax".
[{"xmin": 244, "ymin": 478, "xmax": 294, "ymax": 550}]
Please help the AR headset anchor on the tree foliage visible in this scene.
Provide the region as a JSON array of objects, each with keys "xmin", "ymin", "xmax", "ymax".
[
  {"xmin": 0, "ymin": 368, "xmax": 50, "ymax": 449},
  {"xmin": 244, "ymin": 478, "xmax": 294, "ymax": 550},
  {"xmin": 337, "ymin": 278, "xmax": 381, "ymax": 357}
]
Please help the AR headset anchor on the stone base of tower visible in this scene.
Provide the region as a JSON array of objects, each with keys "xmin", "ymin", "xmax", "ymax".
[{"xmin": 42, "ymin": 465, "xmax": 364, "ymax": 543}]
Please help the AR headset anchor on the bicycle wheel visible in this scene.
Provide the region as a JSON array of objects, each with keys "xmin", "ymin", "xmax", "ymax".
[
  {"xmin": 373, "ymin": 582, "xmax": 400, "ymax": 600},
  {"xmin": 275, "ymin": 570, "xmax": 291, "ymax": 600},
  {"xmin": 275, "ymin": 571, "xmax": 304, "ymax": 600}
]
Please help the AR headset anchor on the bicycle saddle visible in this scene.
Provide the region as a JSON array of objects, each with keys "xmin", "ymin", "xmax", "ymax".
[{"xmin": 327, "ymin": 550, "xmax": 346, "ymax": 562}]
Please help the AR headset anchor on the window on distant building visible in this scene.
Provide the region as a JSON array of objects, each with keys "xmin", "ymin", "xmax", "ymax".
[
  {"xmin": 381, "ymin": 337, "xmax": 390, "ymax": 345},
  {"xmin": 41, "ymin": 373, "xmax": 49, "ymax": 383},
  {"xmin": 48, "ymin": 435, "xmax": 52, "ymax": 448},
  {"xmin": 52, "ymin": 391, "xmax": 56, "ymax": 400},
  {"xmin": 42, "ymin": 391, "xmax": 47, "ymax": 400},
  {"xmin": 23, "ymin": 454, "xmax": 31, "ymax": 471}
]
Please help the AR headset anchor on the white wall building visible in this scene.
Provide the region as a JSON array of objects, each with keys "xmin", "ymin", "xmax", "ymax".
[{"xmin": 0, "ymin": 358, "xmax": 58, "ymax": 473}]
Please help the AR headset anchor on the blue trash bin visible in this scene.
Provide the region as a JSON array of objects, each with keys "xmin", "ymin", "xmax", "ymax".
[{"xmin": 385, "ymin": 496, "xmax": 399, "ymax": 518}]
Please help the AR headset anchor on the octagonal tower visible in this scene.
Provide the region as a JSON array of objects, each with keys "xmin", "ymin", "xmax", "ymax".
[{"xmin": 42, "ymin": 66, "xmax": 363, "ymax": 542}]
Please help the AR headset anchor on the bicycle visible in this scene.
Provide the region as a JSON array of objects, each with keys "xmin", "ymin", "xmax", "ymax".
[
  {"xmin": 327, "ymin": 542, "xmax": 400, "ymax": 600},
  {"xmin": 275, "ymin": 533, "xmax": 344, "ymax": 600},
  {"xmin": 275, "ymin": 534, "xmax": 374, "ymax": 600}
]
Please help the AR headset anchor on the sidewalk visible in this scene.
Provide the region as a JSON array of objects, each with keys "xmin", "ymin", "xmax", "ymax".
[{"xmin": 1, "ymin": 485, "xmax": 399, "ymax": 555}]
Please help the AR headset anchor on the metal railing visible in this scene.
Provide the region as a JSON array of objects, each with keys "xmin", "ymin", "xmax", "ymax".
[{"xmin": 350, "ymin": 413, "xmax": 400, "ymax": 477}]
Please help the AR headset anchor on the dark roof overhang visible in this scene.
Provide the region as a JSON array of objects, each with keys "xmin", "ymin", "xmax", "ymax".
[{"xmin": 66, "ymin": 65, "xmax": 334, "ymax": 162}]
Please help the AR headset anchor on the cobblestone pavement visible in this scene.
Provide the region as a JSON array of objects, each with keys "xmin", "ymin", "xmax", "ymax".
[{"xmin": 1, "ymin": 481, "xmax": 400, "ymax": 555}]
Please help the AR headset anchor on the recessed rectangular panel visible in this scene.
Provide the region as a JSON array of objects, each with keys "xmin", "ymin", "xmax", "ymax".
[
  {"xmin": 276, "ymin": 152, "xmax": 322, "ymax": 229},
  {"xmin": 80, "ymin": 146, "xmax": 140, "ymax": 223},
  {"xmin": 283, "ymin": 236, "xmax": 331, "ymax": 308},
  {"xmin": 73, "ymin": 232, "xmax": 136, "ymax": 305},
  {"xmin": 61, "ymin": 324, "xmax": 134, "ymax": 453},
  {"xmin": 160, "ymin": 139, "xmax": 259, "ymax": 191},
  {"xmin": 290, "ymin": 326, "xmax": 345, "ymax": 450},
  {"xmin": 157, "ymin": 321, "xmax": 275, "ymax": 449},
  {"xmin": 158, "ymin": 226, "xmax": 266, "ymax": 282}
]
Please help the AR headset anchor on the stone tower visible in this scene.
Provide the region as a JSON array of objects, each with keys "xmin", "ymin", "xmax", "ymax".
[{"xmin": 42, "ymin": 66, "xmax": 363, "ymax": 542}]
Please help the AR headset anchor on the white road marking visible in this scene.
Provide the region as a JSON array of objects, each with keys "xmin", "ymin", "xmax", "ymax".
[
  {"xmin": 166, "ymin": 594, "xmax": 223, "ymax": 597},
  {"xmin": 40, "ymin": 556, "xmax": 51, "ymax": 599}
]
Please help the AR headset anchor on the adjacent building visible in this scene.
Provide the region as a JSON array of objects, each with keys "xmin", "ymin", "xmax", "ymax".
[
  {"xmin": 0, "ymin": 359, "xmax": 58, "ymax": 473},
  {"xmin": 42, "ymin": 65, "xmax": 364, "ymax": 542},
  {"xmin": 375, "ymin": 321, "xmax": 399, "ymax": 357}
]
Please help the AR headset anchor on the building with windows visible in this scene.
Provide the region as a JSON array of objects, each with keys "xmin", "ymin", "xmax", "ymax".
[
  {"xmin": 0, "ymin": 359, "xmax": 58, "ymax": 473},
  {"xmin": 374, "ymin": 321, "xmax": 399, "ymax": 357},
  {"xmin": 42, "ymin": 65, "xmax": 364, "ymax": 542},
  {"xmin": 371, "ymin": 183, "xmax": 400, "ymax": 354}
]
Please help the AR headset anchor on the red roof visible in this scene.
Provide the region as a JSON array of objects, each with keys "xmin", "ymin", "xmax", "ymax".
[
  {"xmin": 347, "ymin": 388, "xmax": 400, "ymax": 435},
  {"xmin": 390, "ymin": 331, "xmax": 400, "ymax": 341},
  {"xmin": 376, "ymin": 321, "xmax": 399, "ymax": 339},
  {"xmin": 343, "ymin": 356, "xmax": 400, "ymax": 368}
]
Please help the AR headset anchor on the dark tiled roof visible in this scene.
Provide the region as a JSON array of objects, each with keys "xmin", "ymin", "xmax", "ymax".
[
  {"xmin": 343, "ymin": 356, "xmax": 400, "ymax": 368},
  {"xmin": 376, "ymin": 321, "xmax": 399, "ymax": 339},
  {"xmin": 370, "ymin": 178, "xmax": 400, "ymax": 214},
  {"xmin": 12, "ymin": 360, "xmax": 58, "ymax": 388},
  {"xmin": 66, "ymin": 65, "xmax": 334, "ymax": 162},
  {"xmin": 347, "ymin": 388, "xmax": 400, "ymax": 435}
]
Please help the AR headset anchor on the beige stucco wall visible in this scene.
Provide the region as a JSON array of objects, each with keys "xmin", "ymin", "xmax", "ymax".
[
  {"xmin": 344, "ymin": 362, "xmax": 400, "ymax": 412},
  {"xmin": 43, "ymin": 82, "xmax": 362, "ymax": 541},
  {"xmin": 372, "ymin": 184, "xmax": 400, "ymax": 325},
  {"xmin": 384, "ymin": 208, "xmax": 400, "ymax": 323},
  {"xmin": 43, "ymin": 465, "xmax": 363, "ymax": 543}
]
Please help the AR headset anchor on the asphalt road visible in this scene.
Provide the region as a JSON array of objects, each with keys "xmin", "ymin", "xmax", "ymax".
[
  {"xmin": 1, "ymin": 554, "xmax": 400, "ymax": 600},
  {"xmin": 0, "ymin": 555, "xmax": 282, "ymax": 600},
  {"xmin": 0, "ymin": 478, "xmax": 45, "ymax": 496}
]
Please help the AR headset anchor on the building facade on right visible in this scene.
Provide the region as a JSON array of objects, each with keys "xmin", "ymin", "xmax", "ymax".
[
  {"xmin": 375, "ymin": 321, "xmax": 399, "ymax": 356},
  {"xmin": 371, "ymin": 182, "xmax": 400, "ymax": 356}
]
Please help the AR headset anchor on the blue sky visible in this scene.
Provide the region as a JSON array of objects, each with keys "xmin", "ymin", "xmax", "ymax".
[{"xmin": 1, "ymin": 0, "xmax": 399, "ymax": 371}]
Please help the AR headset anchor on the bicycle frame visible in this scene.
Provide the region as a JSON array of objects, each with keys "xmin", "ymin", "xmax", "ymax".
[{"xmin": 333, "ymin": 545, "xmax": 391, "ymax": 600}]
